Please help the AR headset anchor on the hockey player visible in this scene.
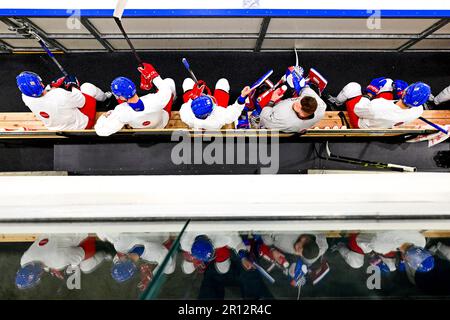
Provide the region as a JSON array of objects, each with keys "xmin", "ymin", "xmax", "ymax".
[
  {"xmin": 332, "ymin": 77, "xmax": 430, "ymax": 128},
  {"xmin": 259, "ymin": 81, "xmax": 327, "ymax": 133},
  {"xmin": 15, "ymin": 234, "xmax": 109, "ymax": 289},
  {"xmin": 94, "ymin": 63, "xmax": 176, "ymax": 136},
  {"xmin": 16, "ymin": 71, "xmax": 111, "ymax": 130},
  {"xmin": 242, "ymin": 65, "xmax": 327, "ymax": 130},
  {"xmin": 179, "ymin": 77, "xmax": 251, "ymax": 130},
  {"xmin": 260, "ymin": 232, "xmax": 328, "ymax": 267},
  {"xmin": 334, "ymin": 231, "xmax": 432, "ymax": 272},
  {"xmin": 180, "ymin": 232, "xmax": 254, "ymax": 275},
  {"xmin": 97, "ymin": 233, "xmax": 175, "ymax": 291},
  {"xmin": 430, "ymin": 85, "xmax": 450, "ymax": 109}
]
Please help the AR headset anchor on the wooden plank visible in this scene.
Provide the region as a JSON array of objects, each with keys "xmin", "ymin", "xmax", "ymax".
[
  {"xmin": 0, "ymin": 109, "xmax": 448, "ymax": 138},
  {"xmin": 0, "ymin": 234, "xmax": 37, "ymax": 242}
]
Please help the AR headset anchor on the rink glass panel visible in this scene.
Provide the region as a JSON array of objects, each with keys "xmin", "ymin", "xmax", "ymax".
[{"xmin": 1, "ymin": 226, "xmax": 450, "ymax": 300}]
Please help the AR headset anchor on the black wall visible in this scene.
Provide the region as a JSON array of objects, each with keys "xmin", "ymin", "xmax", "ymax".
[{"xmin": 1, "ymin": 51, "xmax": 449, "ymax": 112}]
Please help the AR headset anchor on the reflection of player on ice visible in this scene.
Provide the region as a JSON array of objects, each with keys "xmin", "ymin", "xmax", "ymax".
[
  {"xmin": 16, "ymin": 234, "xmax": 110, "ymax": 289},
  {"xmin": 334, "ymin": 231, "xmax": 434, "ymax": 273},
  {"xmin": 97, "ymin": 233, "xmax": 175, "ymax": 291},
  {"xmin": 255, "ymin": 233, "xmax": 330, "ymax": 289},
  {"xmin": 180, "ymin": 232, "xmax": 254, "ymax": 275}
]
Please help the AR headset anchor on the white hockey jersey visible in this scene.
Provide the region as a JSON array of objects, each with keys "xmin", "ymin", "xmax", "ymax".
[
  {"xmin": 355, "ymin": 231, "xmax": 426, "ymax": 255},
  {"xmin": 260, "ymin": 87, "xmax": 326, "ymax": 133},
  {"xmin": 261, "ymin": 232, "xmax": 328, "ymax": 265},
  {"xmin": 97, "ymin": 233, "xmax": 174, "ymax": 274},
  {"xmin": 355, "ymin": 97, "xmax": 423, "ymax": 129},
  {"xmin": 21, "ymin": 87, "xmax": 88, "ymax": 130},
  {"xmin": 180, "ymin": 232, "xmax": 247, "ymax": 254},
  {"xmin": 95, "ymin": 77, "xmax": 173, "ymax": 136},
  {"xmin": 179, "ymin": 99, "xmax": 245, "ymax": 130},
  {"xmin": 20, "ymin": 234, "xmax": 88, "ymax": 270}
]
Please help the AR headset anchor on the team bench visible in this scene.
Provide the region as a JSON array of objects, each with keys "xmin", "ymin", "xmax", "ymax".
[{"xmin": 0, "ymin": 111, "xmax": 448, "ymax": 139}]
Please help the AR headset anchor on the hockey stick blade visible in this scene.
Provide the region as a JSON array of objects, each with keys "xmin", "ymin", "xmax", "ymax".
[
  {"xmin": 250, "ymin": 69, "xmax": 273, "ymax": 91},
  {"xmin": 182, "ymin": 58, "xmax": 198, "ymax": 83},
  {"xmin": 113, "ymin": 0, "xmax": 128, "ymax": 20}
]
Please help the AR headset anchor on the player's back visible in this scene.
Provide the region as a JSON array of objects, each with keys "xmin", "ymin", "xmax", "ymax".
[
  {"xmin": 20, "ymin": 234, "xmax": 86, "ymax": 270},
  {"xmin": 21, "ymin": 88, "xmax": 88, "ymax": 130},
  {"xmin": 114, "ymin": 101, "xmax": 168, "ymax": 129},
  {"xmin": 357, "ymin": 98, "xmax": 423, "ymax": 128}
]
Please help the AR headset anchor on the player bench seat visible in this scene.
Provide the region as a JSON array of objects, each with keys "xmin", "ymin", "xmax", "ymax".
[{"xmin": 0, "ymin": 110, "xmax": 448, "ymax": 139}]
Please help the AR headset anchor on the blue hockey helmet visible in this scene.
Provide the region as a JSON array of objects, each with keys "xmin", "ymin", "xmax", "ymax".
[
  {"xmin": 402, "ymin": 82, "xmax": 431, "ymax": 107},
  {"xmin": 404, "ymin": 246, "xmax": 435, "ymax": 273},
  {"xmin": 111, "ymin": 259, "xmax": 137, "ymax": 283},
  {"xmin": 191, "ymin": 235, "xmax": 215, "ymax": 262},
  {"xmin": 15, "ymin": 262, "xmax": 44, "ymax": 289},
  {"xmin": 191, "ymin": 96, "xmax": 214, "ymax": 119},
  {"xmin": 392, "ymin": 80, "xmax": 409, "ymax": 99},
  {"xmin": 16, "ymin": 72, "xmax": 44, "ymax": 97},
  {"xmin": 111, "ymin": 76, "xmax": 137, "ymax": 100}
]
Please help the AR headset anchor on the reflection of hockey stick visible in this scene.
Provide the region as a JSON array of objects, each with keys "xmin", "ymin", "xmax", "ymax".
[
  {"xmin": 317, "ymin": 142, "xmax": 416, "ymax": 172},
  {"xmin": 252, "ymin": 262, "xmax": 275, "ymax": 284},
  {"xmin": 113, "ymin": 0, "xmax": 143, "ymax": 67},
  {"xmin": 182, "ymin": 58, "xmax": 199, "ymax": 84}
]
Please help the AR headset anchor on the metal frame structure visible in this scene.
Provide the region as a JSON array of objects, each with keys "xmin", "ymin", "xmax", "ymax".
[{"xmin": 0, "ymin": 16, "xmax": 449, "ymax": 53}]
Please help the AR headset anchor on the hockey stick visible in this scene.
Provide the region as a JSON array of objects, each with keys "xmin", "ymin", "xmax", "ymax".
[
  {"xmin": 418, "ymin": 116, "xmax": 449, "ymax": 135},
  {"xmin": 250, "ymin": 69, "xmax": 273, "ymax": 92},
  {"xmin": 8, "ymin": 24, "xmax": 68, "ymax": 77},
  {"xmin": 252, "ymin": 261, "xmax": 276, "ymax": 284},
  {"xmin": 182, "ymin": 58, "xmax": 199, "ymax": 84},
  {"xmin": 338, "ymin": 111, "xmax": 351, "ymax": 128},
  {"xmin": 113, "ymin": 0, "xmax": 143, "ymax": 67},
  {"xmin": 317, "ymin": 142, "xmax": 417, "ymax": 172}
]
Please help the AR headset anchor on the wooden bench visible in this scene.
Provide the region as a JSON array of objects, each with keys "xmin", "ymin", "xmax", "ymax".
[{"xmin": 0, "ymin": 111, "xmax": 448, "ymax": 139}]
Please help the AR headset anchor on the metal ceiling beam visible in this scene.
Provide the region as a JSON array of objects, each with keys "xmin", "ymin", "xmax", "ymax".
[
  {"xmin": 254, "ymin": 17, "xmax": 271, "ymax": 52},
  {"xmin": 12, "ymin": 17, "xmax": 68, "ymax": 53},
  {"xmin": 80, "ymin": 17, "xmax": 114, "ymax": 52},
  {"xmin": 397, "ymin": 18, "xmax": 450, "ymax": 52},
  {"xmin": 0, "ymin": 39, "xmax": 12, "ymax": 53},
  {"xmin": 2, "ymin": 32, "xmax": 449, "ymax": 40}
]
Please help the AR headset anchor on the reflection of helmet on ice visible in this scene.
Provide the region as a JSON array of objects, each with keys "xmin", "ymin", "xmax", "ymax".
[
  {"xmin": 111, "ymin": 76, "xmax": 136, "ymax": 100},
  {"xmin": 111, "ymin": 258, "xmax": 137, "ymax": 283},
  {"xmin": 404, "ymin": 246, "xmax": 435, "ymax": 273},
  {"xmin": 288, "ymin": 259, "xmax": 308, "ymax": 287},
  {"xmin": 402, "ymin": 82, "xmax": 431, "ymax": 107},
  {"xmin": 15, "ymin": 262, "xmax": 44, "ymax": 289},
  {"xmin": 191, "ymin": 96, "xmax": 214, "ymax": 119},
  {"xmin": 16, "ymin": 71, "xmax": 44, "ymax": 97},
  {"xmin": 191, "ymin": 235, "xmax": 215, "ymax": 262}
]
